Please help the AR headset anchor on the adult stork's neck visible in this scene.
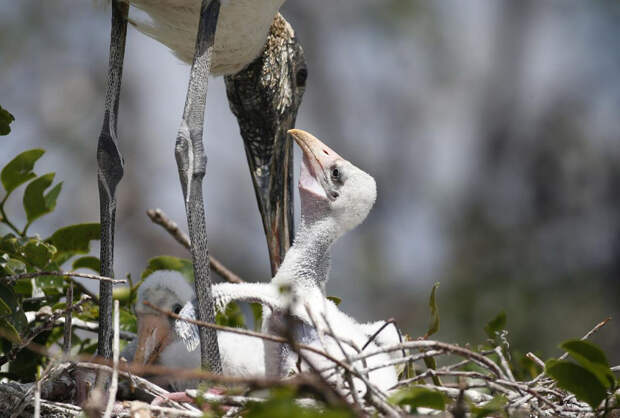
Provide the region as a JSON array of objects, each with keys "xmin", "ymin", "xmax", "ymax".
[{"xmin": 274, "ymin": 215, "xmax": 338, "ymax": 293}]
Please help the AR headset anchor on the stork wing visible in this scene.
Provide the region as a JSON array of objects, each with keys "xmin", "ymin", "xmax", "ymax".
[{"xmin": 174, "ymin": 301, "xmax": 200, "ymax": 352}]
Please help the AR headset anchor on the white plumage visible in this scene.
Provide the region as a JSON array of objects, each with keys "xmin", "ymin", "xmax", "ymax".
[
  {"xmin": 122, "ymin": 271, "xmax": 266, "ymax": 391},
  {"xmin": 210, "ymin": 130, "xmax": 400, "ymax": 395},
  {"xmin": 122, "ymin": 0, "xmax": 286, "ymax": 74}
]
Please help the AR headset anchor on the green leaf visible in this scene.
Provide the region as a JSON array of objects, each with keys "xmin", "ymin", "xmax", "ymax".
[
  {"xmin": 22, "ymin": 239, "xmax": 57, "ymax": 269},
  {"xmin": 1, "ymin": 149, "xmax": 44, "ymax": 196},
  {"xmin": 327, "ymin": 296, "xmax": 342, "ymax": 306},
  {"xmin": 23, "ymin": 173, "xmax": 62, "ymax": 224},
  {"xmin": 484, "ymin": 311, "xmax": 506, "ymax": 339},
  {"xmin": 15, "ymin": 279, "xmax": 34, "ymax": 299},
  {"xmin": 0, "ymin": 283, "xmax": 27, "ymax": 336},
  {"xmin": 119, "ymin": 308, "xmax": 137, "ymax": 333},
  {"xmin": 0, "ymin": 256, "xmax": 27, "ymax": 276},
  {"xmin": 425, "ymin": 282, "xmax": 440, "ymax": 338},
  {"xmin": 141, "ymin": 255, "xmax": 194, "ymax": 282},
  {"xmin": 72, "ymin": 256, "xmax": 100, "ymax": 273},
  {"xmin": 0, "ymin": 105, "xmax": 15, "ymax": 136},
  {"xmin": 546, "ymin": 359, "xmax": 607, "ymax": 410},
  {"xmin": 0, "ymin": 318, "xmax": 20, "ymax": 343},
  {"xmin": 560, "ymin": 340, "xmax": 615, "ymax": 388},
  {"xmin": 0, "ymin": 283, "xmax": 18, "ymax": 313},
  {"xmin": 47, "ymin": 223, "xmax": 100, "ymax": 261},
  {"xmin": 469, "ymin": 394, "xmax": 508, "ymax": 418},
  {"xmin": 216, "ymin": 301, "xmax": 245, "ymax": 328},
  {"xmin": 0, "ymin": 298, "xmax": 11, "ymax": 316},
  {"xmin": 389, "ymin": 386, "xmax": 446, "ymax": 411},
  {"xmin": 250, "ymin": 302, "xmax": 263, "ymax": 331},
  {"xmin": 38, "ymin": 275, "xmax": 65, "ymax": 298}
]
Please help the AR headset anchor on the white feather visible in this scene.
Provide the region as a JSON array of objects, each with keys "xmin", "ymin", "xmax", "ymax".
[{"xmin": 122, "ymin": 0, "xmax": 286, "ymax": 75}]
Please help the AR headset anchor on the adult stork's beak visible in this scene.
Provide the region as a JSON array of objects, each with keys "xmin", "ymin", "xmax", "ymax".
[
  {"xmin": 225, "ymin": 15, "xmax": 306, "ymax": 276},
  {"xmin": 288, "ymin": 129, "xmax": 343, "ymax": 201},
  {"xmin": 133, "ymin": 314, "xmax": 172, "ymax": 365}
]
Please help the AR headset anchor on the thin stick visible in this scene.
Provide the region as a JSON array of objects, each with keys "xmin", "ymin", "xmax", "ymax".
[
  {"xmin": 34, "ymin": 379, "xmax": 41, "ymax": 418},
  {"xmin": 526, "ymin": 352, "xmax": 545, "ymax": 369},
  {"xmin": 0, "ymin": 296, "xmax": 92, "ymax": 366},
  {"xmin": 62, "ymin": 283, "xmax": 73, "ymax": 355},
  {"xmin": 1, "ymin": 271, "xmax": 126, "ymax": 284},
  {"xmin": 102, "ymin": 300, "xmax": 120, "ymax": 418},
  {"xmin": 558, "ymin": 317, "xmax": 611, "ymax": 361},
  {"xmin": 494, "ymin": 346, "xmax": 515, "ymax": 382},
  {"xmin": 143, "ymin": 301, "xmax": 351, "ymax": 371},
  {"xmin": 146, "ymin": 208, "xmax": 244, "ymax": 283},
  {"xmin": 53, "ymin": 316, "xmax": 135, "ymax": 341}
]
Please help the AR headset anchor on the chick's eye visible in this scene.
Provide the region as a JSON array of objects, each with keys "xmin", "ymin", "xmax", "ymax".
[
  {"xmin": 173, "ymin": 304, "xmax": 183, "ymax": 314},
  {"xmin": 331, "ymin": 167, "xmax": 340, "ymax": 179}
]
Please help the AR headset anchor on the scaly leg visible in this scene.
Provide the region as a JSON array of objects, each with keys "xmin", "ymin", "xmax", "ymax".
[
  {"xmin": 175, "ymin": 0, "xmax": 222, "ymax": 373},
  {"xmin": 97, "ymin": 0, "xmax": 128, "ymax": 360}
]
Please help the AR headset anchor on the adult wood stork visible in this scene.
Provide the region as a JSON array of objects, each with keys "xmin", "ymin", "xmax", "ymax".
[{"xmin": 96, "ymin": 0, "xmax": 306, "ymax": 374}]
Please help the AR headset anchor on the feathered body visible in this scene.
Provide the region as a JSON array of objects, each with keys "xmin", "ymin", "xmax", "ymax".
[
  {"xmin": 122, "ymin": 0, "xmax": 286, "ymax": 74},
  {"xmin": 122, "ymin": 272, "xmax": 266, "ymax": 391}
]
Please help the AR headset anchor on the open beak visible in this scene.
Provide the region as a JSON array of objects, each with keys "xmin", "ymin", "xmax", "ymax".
[
  {"xmin": 288, "ymin": 129, "xmax": 343, "ymax": 201},
  {"xmin": 133, "ymin": 314, "xmax": 172, "ymax": 365}
]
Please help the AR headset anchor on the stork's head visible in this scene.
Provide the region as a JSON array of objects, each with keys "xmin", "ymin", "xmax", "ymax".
[
  {"xmin": 289, "ymin": 129, "xmax": 377, "ymax": 235},
  {"xmin": 133, "ymin": 272, "xmax": 193, "ymax": 365}
]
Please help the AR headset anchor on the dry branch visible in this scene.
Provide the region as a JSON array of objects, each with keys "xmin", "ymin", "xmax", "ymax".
[{"xmin": 147, "ymin": 208, "xmax": 244, "ymax": 283}]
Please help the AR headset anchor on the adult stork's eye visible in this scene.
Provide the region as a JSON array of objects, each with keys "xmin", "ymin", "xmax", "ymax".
[{"xmin": 173, "ymin": 303, "xmax": 183, "ymax": 314}]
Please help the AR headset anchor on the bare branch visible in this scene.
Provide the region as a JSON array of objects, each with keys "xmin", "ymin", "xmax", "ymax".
[
  {"xmin": 62, "ymin": 283, "xmax": 73, "ymax": 355},
  {"xmin": 0, "ymin": 295, "xmax": 92, "ymax": 366},
  {"xmin": 2, "ymin": 271, "xmax": 126, "ymax": 284},
  {"xmin": 147, "ymin": 208, "xmax": 244, "ymax": 283}
]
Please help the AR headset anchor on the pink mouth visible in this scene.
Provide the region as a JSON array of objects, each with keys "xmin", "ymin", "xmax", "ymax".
[{"xmin": 299, "ymin": 153, "xmax": 327, "ymax": 200}]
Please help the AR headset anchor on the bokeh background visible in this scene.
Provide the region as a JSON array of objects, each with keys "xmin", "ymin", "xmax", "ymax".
[{"xmin": 1, "ymin": 0, "xmax": 619, "ymax": 365}]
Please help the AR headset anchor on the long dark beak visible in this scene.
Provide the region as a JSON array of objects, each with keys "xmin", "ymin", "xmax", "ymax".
[{"xmin": 225, "ymin": 15, "xmax": 306, "ymax": 275}]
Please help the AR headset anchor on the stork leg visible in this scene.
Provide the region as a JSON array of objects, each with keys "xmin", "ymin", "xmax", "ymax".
[
  {"xmin": 174, "ymin": 0, "xmax": 222, "ymax": 373},
  {"xmin": 97, "ymin": 0, "xmax": 128, "ymax": 360}
]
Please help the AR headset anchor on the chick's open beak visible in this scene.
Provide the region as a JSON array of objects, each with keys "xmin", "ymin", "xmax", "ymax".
[
  {"xmin": 288, "ymin": 129, "xmax": 343, "ymax": 200},
  {"xmin": 133, "ymin": 314, "xmax": 172, "ymax": 365}
]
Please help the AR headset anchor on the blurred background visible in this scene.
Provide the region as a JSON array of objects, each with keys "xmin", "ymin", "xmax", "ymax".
[{"xmin": 1, "ymin": 0, "xmax": 619, "ymax": 365}]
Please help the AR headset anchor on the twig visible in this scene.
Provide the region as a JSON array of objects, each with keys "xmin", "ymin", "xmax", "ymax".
[
  {"xmin": 1, "ymin": 271, "xmax": 126, "ymax": 284},
  {"xmin": 62, "ymin": 283, "xmax": 73, "ymax": 354},
  {"xmin": 347, "ymin": 340, "xmax": 505, "ymax": 379},
  {"xmin": 0, "ymin": 295, "xmax": 92, "ymax": 366},
  {"xmin": 102, "ymin": 300, "xmax": 120, "ymax": 418},
  {"xmin": 34, "ymin": 379, "xmax": 41, "ymax": 418},
  {"xmin": 526, "ymin": 352, "xmax": 545, "ymax": 369},
  {"xmin": 186, "ymin": 390, "xmax": 322, "ymax": 409},
  {"xmin": 143, "ymin": 300, "xmax": 352, "ymax": 371},
  {"xmin": 146, "ymin": 208, "xmax": 243, "ymax": 283},
  {"xmin": 495, "ymin": 346, "xmax": 515, "ymax": 382},
  {"xmin": 558, "ymin": 316, "xmax": 611, "ymax": 361},
  {"xmin": 54, "ymin": 316, "xmax": 135, "ymax": 341},
  {"xmin": 529, "ymin": 317, "xmax": 612, "ymax": 385}
]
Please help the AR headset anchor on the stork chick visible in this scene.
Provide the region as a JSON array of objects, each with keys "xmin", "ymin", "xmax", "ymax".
[
  {"xmin": 210, "ymin": 130, "xmax": 400, "ymax": 394},
  {"xmin": 122, "ymin": 272, "xmax": 265, "ymax": 391}
]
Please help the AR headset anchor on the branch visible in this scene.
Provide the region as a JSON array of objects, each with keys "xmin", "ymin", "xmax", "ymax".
[
  {"xmin": 0, "ymin": 296, "xmax": 92, "ymax": 366},
  {"xmin": 143, "ymin": 301, "xmax": 351, "ymax": 371},
  {"xmin": 147, "ymin": 208, "xmax": 244, "ymax": 283},
  {"xmin": 1, "ymin": 271, "xmax": 126, "ymax": 284}
]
